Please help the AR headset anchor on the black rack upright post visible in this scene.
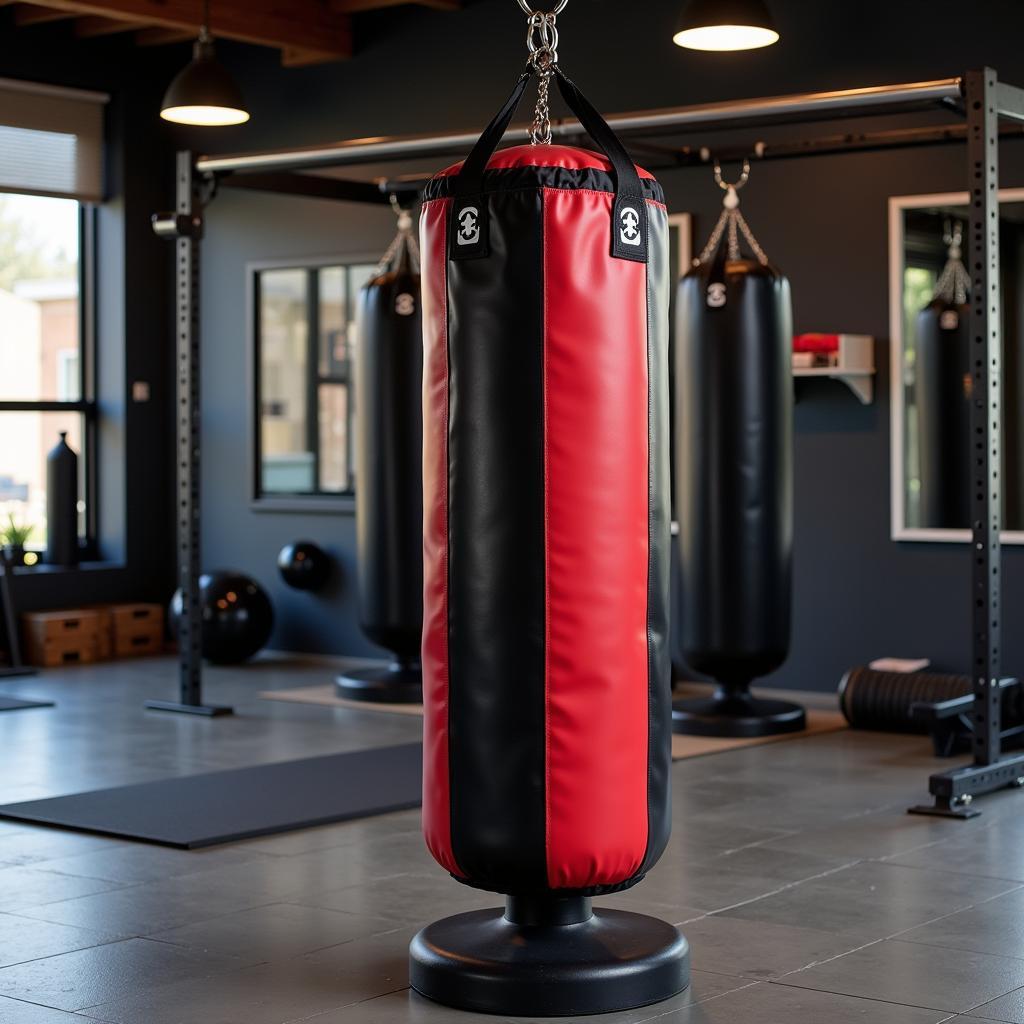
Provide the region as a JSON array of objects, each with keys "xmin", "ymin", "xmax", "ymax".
[
  {"xmin": 147, "ymin": 151, "xmax": 232, "ymax": 717},
  {"xmin": 910, "ymin": 69, "xmax": 1024, "ymax": 816}
]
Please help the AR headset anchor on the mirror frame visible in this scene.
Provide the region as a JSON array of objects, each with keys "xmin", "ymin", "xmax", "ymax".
[{"xmin": 889, "ymin": 188, "xmax": 1024, "ymax": 544}]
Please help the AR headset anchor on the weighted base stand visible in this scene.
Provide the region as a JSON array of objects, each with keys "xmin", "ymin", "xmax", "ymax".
[
  {"xmin": 335, "ymin": 658, "xmax": 422, "ymax": 704},
  {"xmin": 144, "ymin": 700, "xmax": 233, "ymax": 717},
  {"xmin": 672, "ymin": 681, "xmax": 806, "ymax": 738},
  {"xmin": 409, "ymin": 893, "xmax": 690, "ymax": 1017}
]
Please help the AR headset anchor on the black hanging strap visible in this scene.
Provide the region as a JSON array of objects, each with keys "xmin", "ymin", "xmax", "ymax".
[{"xmin": 450, "ymin": 65, "xmax": 649, "ymax": 263}]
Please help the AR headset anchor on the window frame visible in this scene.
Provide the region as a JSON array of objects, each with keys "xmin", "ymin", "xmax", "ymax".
[
  {"xmin": 0, "ymin": 200, "xmax": 99, "ymax": 560},
  {"xmin": 248, "ymin": 252, "xmax": 382, "ymax": 515}
]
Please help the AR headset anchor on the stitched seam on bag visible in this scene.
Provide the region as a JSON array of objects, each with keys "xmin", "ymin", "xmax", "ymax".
[{"xmin": 541, "ymin": 186, "xmax": 553, "ymax": 889}]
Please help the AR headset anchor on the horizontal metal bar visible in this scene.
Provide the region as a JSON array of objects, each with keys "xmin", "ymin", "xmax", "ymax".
[
  {"xmin": 196, "ymin": 77, "xmax": 963, "ymax": 176},
  {"xmin": 997, "ymin": 81, "xmax": 1024, "ymax": 123},
  {"xmin": 0, "ymin": 400, "xmax": 95, "ymax": 413},
  {"xmin": 219, "ymin": 172, "xmax": 393, "ymax": 204}
]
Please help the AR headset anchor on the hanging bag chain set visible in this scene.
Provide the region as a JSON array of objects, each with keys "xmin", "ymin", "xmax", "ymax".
[{"xmin": 933, "ymin": 218, "xmax": 971, "ymax": 307}]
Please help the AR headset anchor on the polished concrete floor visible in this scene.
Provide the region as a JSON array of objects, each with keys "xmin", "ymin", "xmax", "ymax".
[{"xmin": 0, "ymin": 656, "xmax": 1022, "ymax": 1022}]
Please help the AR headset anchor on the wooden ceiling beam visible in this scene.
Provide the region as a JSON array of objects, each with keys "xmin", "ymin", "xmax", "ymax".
[
  {"xmin": 134, "ymin": 24, "xmax": 194, "ymax": 45},
  {"xmin": 331, "ymin": 0, "xmax": 458, "ymax": 12},
  {"xmin": 74, "ymin": 13, "xmax": 143, "ymax": 35},
  {"xmin": 10, "ymin": 0, "xmax": 353, "ymax": 58},
  {"xmin": 13, "ymin": 3, "xmax": 77, "ymax": 24}
]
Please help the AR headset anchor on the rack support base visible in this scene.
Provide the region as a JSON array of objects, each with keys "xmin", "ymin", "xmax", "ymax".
[
  {"xmin": 908, "ymin": 753, "xmax": 1024, "ymax": 819},
  {"xmin": 144, "ymin": 700, "xmax": 234, "ymax": 717},
  {"xmin": 410, "ymin": 894, "xmax": 690, "ymax": 1017}
]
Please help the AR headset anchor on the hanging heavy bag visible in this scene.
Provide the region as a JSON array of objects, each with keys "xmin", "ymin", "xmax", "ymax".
[
  {"xmin": 409, "ymin": 13, "xmax": 688, "ymax": 1018},
  {"xmin": 336, "ymin": 208, "xmax": 423, "ymax": 704},
  {"xmin": 914, "ymin": 222, "xmax": 971, "ymax": 529},
  {"xmin": 673, "ymin": 163, "xmax": 803, "ymax": 738}
]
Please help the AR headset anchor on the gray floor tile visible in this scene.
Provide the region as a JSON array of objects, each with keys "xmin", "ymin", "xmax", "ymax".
[
  {"xmin": 152, "ymin": 902, "xmax": 397, "ymax": 960},
  {"xmin": 675, "ymin": 914, "xmax": 868, "ymax": 980},
  {"xmin": 779, "ymin": 938, "xmax": 1024, "ymax": 1013},
  {"xmin": 899, "ymin": 888, "xmax": 1024, "ymax": 957},
  {"xmin": 718, "ymin": 861, "xmax": 1019, "ymax": 940},
  {"xmin": 968, "ymin": 986, "xmax": 1024, "ymax": 1021},
  {"xmin": 0, "ymin": 995, "xmax": 107, "ymax": 1024},
  {"xmin": 888, "ymin": 820, "xmax": 1024, "ymax": 883},
  {"xmin": 0, "ymin": 829, "xmax": 126, "ymax": 869},
  {"xmin": 0, "ymin": 913, "xmax": 121, "ymax": 969},
  {"xmin": 0, "ymin": 866, "xmax": 125, "ymax": 913},
  {"xmin": 0, "ymin": 936, "xmax": 245, "ymax": 1012}
]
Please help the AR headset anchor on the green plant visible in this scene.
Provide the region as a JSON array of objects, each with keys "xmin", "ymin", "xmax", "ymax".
[{"xmin": 1, "ymin": 514, "xmax": 32, "ymax": 547}]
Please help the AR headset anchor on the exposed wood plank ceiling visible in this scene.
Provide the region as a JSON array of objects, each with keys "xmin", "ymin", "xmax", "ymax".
[{"xmin": 0, "ymin": 0, "xmax": 460, "ymax": 66}]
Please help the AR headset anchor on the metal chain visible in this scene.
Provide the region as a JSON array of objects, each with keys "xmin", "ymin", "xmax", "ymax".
[
  {"xmin": 695, "ymin": 159, "xmax": 769, "ymax": 266},
  {"xmin": 934, "ymin": 219, "xmax": 970, "ymax": 306},
  {"xmin": 523, "ymin": 4, "xmax": 563, "ymax": 144},
  {"xmin": 376, "ymin": 193, "xmax": 420, "ymax": 275}
]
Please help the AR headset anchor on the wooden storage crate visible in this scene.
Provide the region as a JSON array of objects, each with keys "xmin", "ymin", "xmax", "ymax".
[
  {"xmin": 107, "ymin": 602, "xmax": 165, "ymax": 658},
  {"xmin": 22, "ymin": 609, "xmax": 101, "ymax": 668}
]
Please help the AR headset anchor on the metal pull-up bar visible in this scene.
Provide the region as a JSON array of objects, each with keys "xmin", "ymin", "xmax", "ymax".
[{"xmin": 195, "ymin": 77, "xmax": 964, "ymax": 177}]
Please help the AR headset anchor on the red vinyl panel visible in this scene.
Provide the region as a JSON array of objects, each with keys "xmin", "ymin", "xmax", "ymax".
[
  {"xmin": 420, "ymin": 198, "xmax": 460, "ymax": 877},
  {"xmin": 542, "ymin": 187, "xmax": 651, "ymax": 889}
]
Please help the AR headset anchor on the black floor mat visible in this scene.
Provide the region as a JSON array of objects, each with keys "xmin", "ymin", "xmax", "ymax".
[{"xmin": 0, "ymin": 742, "xmax": 422, "ymax": 848}]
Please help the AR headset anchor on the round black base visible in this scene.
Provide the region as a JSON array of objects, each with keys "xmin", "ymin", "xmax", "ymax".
[
  {"xmin": 409, "ymin": 897, "xmax": 690, "ymax": 1017},
  {"xmin": 334, "ymin": 664, "xmax": 422, "ymax": 704},
  {"xmin": 672, "ymin": 692, "xmax": 806, "ymax": 738}
]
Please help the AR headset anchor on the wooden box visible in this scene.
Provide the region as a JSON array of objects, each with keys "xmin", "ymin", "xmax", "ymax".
[
  {"xmin": 107, "ymin": 603, "xmax": 165, "ymax": 658},
  {"xmin": 22, "ymin": 609, "xmax": 100, "ymax": 668}
]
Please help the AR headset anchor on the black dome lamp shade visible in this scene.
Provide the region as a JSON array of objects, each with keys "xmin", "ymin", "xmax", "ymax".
[
  {"xmin": 160, "ymin": 1, "xmax": 249, "ymax": 126},
  {"xmin": 673, "ymin": 0, "xmax": 779, "ymax": 51}
]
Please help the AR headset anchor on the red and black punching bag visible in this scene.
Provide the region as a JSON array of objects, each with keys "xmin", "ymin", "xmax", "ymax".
[
  {"xmin": 672, "ymin": 181, "xmax": 803, "ymax": 737},
  {"xmin": 409, "ymin": 65, "xmax": 688, "ymax": 1018},
  {"xmin": 335, "ymin": 216, "xmax": 423, "ymax": 704}
]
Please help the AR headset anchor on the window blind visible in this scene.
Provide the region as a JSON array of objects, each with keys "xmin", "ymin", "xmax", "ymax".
[{"xmin": 0, "ymin": 78, "xmax": 108, "ymax": 202}]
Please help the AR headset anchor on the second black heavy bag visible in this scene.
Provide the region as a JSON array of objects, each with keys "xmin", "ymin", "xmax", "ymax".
[
  {"xmin": 913, "ymin": 225, "xmax": 971, "ymax": 530},
  {"xmin": 673, "ymin": 175, "xmax": 803, "ymax": 737},
  {"xmin": 335, "ymin": 211, "xmax": 423, "ymax": 704}
]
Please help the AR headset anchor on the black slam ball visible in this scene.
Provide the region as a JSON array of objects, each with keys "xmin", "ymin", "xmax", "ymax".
[
  {"xmin": 277, "ymin": 541, "xmax": 331, "ymax": 592},
  {"xmin": 170, "ymin": 571, "xmax": 274, "ymax": 665}
]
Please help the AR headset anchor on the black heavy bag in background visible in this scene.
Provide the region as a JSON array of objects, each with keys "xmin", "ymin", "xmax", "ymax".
[
  {"xmin": 913, "ymin": 223, "xmax": 971, "ymax": 530},
  {"xmin": 335, "ymin": 207, "xmax": 423, "ymax": 704},
  {"xmin": 46, "ymin": 431, "xmax": 79, "ymax": 567},
  {"xmin": 673, "ymin": 170, "xmax": 804, "ymax": 737}
]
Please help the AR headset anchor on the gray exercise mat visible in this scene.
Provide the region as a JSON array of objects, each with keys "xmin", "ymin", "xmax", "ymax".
[
  {"xmin": 0, "ymin": 695, "xmax": 53, "ymax": 711},
  {"xmin": 0, "ymin": 742, "xmax": 422, "ymax": 848}
]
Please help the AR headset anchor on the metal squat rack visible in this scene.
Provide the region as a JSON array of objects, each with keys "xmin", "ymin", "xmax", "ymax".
[{"xmin": 151, "ymin": 68, "xmax": 1024, "ymax": 817}]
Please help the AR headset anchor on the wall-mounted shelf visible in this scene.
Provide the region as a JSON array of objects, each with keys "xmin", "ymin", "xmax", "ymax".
[{"xmin": 792, "ymin": 334, "xmax": 875, "ymax": 405}]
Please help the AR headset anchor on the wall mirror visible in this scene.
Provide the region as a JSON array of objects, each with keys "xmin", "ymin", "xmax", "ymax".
[{"xmin": 889, "ymin": 190, "xmax": 1024, "ymax": 543}]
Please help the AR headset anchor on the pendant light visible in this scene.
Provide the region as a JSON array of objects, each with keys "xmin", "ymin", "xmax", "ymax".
[
  {"xmin": 673, "ymin": 0, "xmax": 779, "ymax": 51},
  {"xmin": 160, "ymin": 0, "xmax": 249, "ymax": 126}
]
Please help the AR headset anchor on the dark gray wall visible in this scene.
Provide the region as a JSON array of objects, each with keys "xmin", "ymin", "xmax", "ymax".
[{"xmin": 178, "ymin": 0, "xmax": 1024, "ymax": 683}]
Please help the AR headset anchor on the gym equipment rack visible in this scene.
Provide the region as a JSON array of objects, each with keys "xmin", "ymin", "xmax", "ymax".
[{"xmin": 153, "ymin": 70, "xmax": 1024, "ymax": 818}]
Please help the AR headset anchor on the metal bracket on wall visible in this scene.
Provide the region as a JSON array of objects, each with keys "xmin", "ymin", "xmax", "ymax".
[{"xmin": 147, "ymin": 151, "xmax": 232, "ymax": 718}]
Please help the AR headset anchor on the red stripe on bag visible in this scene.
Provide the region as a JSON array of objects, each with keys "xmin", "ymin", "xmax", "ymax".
[
  {"xmin": 542, "ymin": 187, "xmax": 651, "ymax": 889},
  {"xmin": 420, "ymin": 198, "xmax": 461, "ymax": 877}
]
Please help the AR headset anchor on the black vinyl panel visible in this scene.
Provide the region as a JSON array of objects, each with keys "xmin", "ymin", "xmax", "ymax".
[
  {"xmin": 446, "ymin": 187, "xmax": 547, "ymax": 892},
  {"xmin": 425, "ymin": 165, "xmax": 665, "ymax": 205},
  {"xmin": 638, "ymin": 204, "xmax": 673, "ymax": 878}
]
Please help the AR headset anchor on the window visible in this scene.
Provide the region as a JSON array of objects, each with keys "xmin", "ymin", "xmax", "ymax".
[
  {"xmin": 253, "ymin": 260, "xmax": 378, "ymax": 505},
  {"xmin": 0, "ymin": 193, "xmax": 95, "ymax": 559}
]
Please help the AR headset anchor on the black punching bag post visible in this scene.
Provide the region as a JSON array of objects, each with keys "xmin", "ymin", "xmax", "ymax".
[
  {"xmin": 673, "ymin": 161, "xmax": 805, "ymax": 738},
  {"xmin": 336, "ymin": 199, "xmax": 424, "ymax": 704},
  {"xmin": 46, "ymin": 432, "xmax": 79, "ymax": 567}
]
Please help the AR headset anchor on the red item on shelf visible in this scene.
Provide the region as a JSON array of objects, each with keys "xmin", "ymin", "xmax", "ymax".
[{"xmin": 793, "ymin": 333, "xmax": 841, "ymax": 353}]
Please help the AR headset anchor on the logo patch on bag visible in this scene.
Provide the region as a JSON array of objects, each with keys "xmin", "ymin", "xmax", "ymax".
[
  {"xmin": 611, "ymin": 196, "xmax": 648, "ymax": 263},
  {"xmin": 450, "ymin": 199, "xmax": 488, "ymax": 260},
  {"xmin": 707, "ymin": 283, "xmax": 727, "ymax": 308},
  {"xmin": 457, "ymin": 207, "xmax": 480, "ymax": 246},
  {"xmin": 395, "ymin": 293, "xmax": 416, "ymax": 316}
]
